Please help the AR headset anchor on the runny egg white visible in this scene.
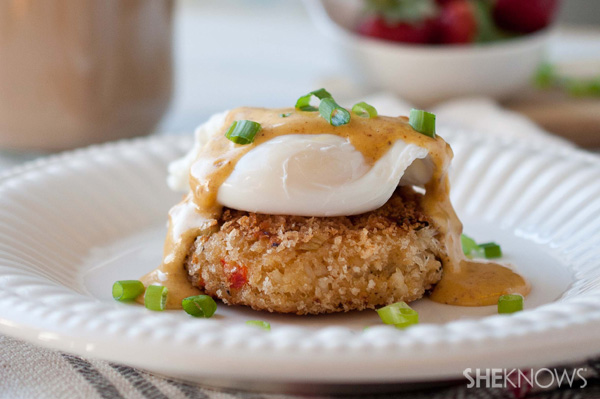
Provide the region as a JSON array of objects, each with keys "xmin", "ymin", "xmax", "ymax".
[{"xmin": 168, "ymin": 111, "xmax": 434, "ymax": 217}]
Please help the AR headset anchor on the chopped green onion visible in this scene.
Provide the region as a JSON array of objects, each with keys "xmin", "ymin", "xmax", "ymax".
[
  {"xmin": 479, "ymin": 242, "xmax": 502, "ymax": 259},
  {"xmin": 181, "ymin": 295, "xmax": 217, "ymax": 318},
  {"xmin": 461, "ymin": 234, "xmax": 504, "ymax": 259},
  {"xmin": 245, "ymin": 320, "xmax": 271, "ymax": 331},
  {"xmin": 319, "ymin": 98, "xmax": 351, "ymax": 127},
  {"xmin": 534, "ymin": 62, "xmax": 556, "ymax": 89},
  {"xmin": 352, "ymin": 102, "xmax": 378, "ymax": 118},
  {"xmin": 295, "ymin": 88, "xmax": 353, "ymax": 126},
  {"xmin": 565, "ymin": 78, "xmax": 600, "ymax": 97},
  {"xmin": 224, "ymin": 120, "xmax": 261, "ymax": 145},
  {"xmin": 376, "ymin": 302, "xmax": 419, "ymax": 329},
  {"xmin": 280, "ymin": 112, "xmax": 292, "ymax": 118},
  {"xmin": 112, "ymin": 280, "xmax": 145, "ymax": 301},
  {"xmin": 533, "ymin": 62, "xmax": 600, "ymax": 98},
  {"xmin": 461, "ymin": 234, "xmax": 479, "ymax": 256},
  {"xmin": 394, "ymin": 319, "xmax": 418, "ymax": 329},
  {"xmin": 409, "ymin": 109, "xmax": 436, "ymax": 138},
  {"xmin": 295, "ymin": 88, "xmax": 332, "ymax": 111},
  {"xmin": 144, "ymin": 285, "xmax": 168, "ymax": 311},
  {"xmin": 498, "ymin": 294, "xmax": 523, "ymax": 314}
]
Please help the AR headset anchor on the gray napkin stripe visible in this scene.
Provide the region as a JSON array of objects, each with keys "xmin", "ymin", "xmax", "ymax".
[
  {"xmin": 164, "ymin": 378, "xmax": 209, "ymax": 399},
  {"xmin": 63, "ymin": 352, "xmax": 197, "ymax": 399},
  {"xmin": 110, "ymin": 363, "xmax": 171, "ymax": 399},
  {"xmin": 61, "ymin": 351, "xmax": 224, "ymax": 399},
  {"xmin": 62, "ymin": 353, "xmax": 125, "ymax": 399}
]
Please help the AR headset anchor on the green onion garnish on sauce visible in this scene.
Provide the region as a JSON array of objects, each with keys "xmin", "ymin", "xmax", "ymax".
[
  {"xmin": 144, "ymin": 285, "xmax": 168, "ymax": 311},
  {"xmin": 295, "ymin": 88, "xmax": 332, "ymax": 111},
  {"xmin": 280, "ymin": 112, "xmax": 291, "ymax": 118},
  {"xmin": 225, "ymin": 120, "xmax": 261, "ymax": 145},
  {"xmin": 246, "ymin": 320, "xmax": 271, "ymax": 331},
  {"xmin": 112, "ymin": 280, "xmax": 145, "ymax": 301},
  {"xmin": 319, "ymin": 98, "xmax": 351, "ymax": 127},
  {"xmin": 479, "ymin": 242, "xmax": 503, "ymax": 259},
  {"xmin": 409, "ymin": 109, "xmax": 436, "ymax": 138},
  {"xmin": 352, "ymin": 102, "xmax": 378, "ymax": 118},
  {"xmin": 182, "ymin": 295, "xmax": 217, "ymax": 318},
  {"xmin": 460, "ymin": 234, "xmax": 479, "ymax": 256},
  {"xmin": 376, "ymin": 302, "xmax": 419, "ymax": 329},
  {"xmin": 498, "ymin": 294, "xmax": 523, "ymax": 314},
  {"xmin": 461, "ymin": 234, "xmax": 503, "ymax": 259}
]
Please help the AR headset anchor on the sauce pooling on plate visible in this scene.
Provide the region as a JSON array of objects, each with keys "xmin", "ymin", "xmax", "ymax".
[
  {"xmin": 429, "ymin": 260, "xmax": 530, "ymax": 306},
  {"xmin": 140, "ymin": 107, "xmax": 530, "ymax": 309}
]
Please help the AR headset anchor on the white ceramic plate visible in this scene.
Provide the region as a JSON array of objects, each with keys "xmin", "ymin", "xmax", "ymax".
[{"xmin": 1, "ymin": 132, "xmax": 600, "ymax": 390}]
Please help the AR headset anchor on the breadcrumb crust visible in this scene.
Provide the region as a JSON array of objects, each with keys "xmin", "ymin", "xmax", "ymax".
[{"xmin": 185, "ymin": 187, "xmax": 445, "ymax": 315}]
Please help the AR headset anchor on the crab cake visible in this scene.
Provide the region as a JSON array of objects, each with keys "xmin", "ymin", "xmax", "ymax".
[{"xmin": 184, "ymin": 187, "xmax": 445, "ymax": 314}]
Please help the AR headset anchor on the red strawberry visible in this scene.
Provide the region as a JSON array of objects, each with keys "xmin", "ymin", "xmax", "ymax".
[
  {"xmin": 357, "ymin": 15, "xmax": 437, "ymax": 44},
  {"xmin": 437, "ymin": 0, "xmax": 477, "ymax": 44},
  {"xmin": 493, "ymin": 0, "xmax": 560, "ymax": 33}
]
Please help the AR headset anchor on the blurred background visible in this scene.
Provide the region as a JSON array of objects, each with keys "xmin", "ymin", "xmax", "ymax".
[{"xmin": 0, "ymin": 0, "xmax": 599, "ymax": 158}]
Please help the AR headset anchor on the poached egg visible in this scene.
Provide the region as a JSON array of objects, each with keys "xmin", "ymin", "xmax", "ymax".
[{"xmin": 168, "ymin": 111, "xmax": 434, "ymax": 217}]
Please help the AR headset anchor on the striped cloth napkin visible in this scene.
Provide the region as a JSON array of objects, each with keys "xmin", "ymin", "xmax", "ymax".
[{"xmin": 2, "ymin": 334, "xmax": 600, "ymax": 399}]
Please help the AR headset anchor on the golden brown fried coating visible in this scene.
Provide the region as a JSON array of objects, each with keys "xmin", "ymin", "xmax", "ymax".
[{"xmin": 185, "ymin": 187, "xmax": 445, "ymax": 314}]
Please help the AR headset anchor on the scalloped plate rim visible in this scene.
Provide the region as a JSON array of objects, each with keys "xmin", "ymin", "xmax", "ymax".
[{"xmin": 0, "ymin": 132, "xmax": 599, "ymax": 384}]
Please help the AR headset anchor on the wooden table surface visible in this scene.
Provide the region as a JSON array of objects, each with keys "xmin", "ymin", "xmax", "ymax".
[
  {"xmin": 506, "ymin": 88, "xmax": 600, "ymax": 148},
  {"xmin": 504, "ymin": 27, "xmax": 600, "ymax": 148}
]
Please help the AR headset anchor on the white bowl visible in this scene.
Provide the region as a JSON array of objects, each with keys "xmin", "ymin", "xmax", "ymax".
[{"xmin": 305, "ymin": 0, "xmax": 553, "ymax": 106}]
